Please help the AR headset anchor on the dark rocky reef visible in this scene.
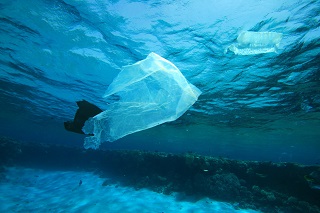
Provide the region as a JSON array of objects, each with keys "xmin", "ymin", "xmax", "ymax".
[{"xmin": 1, "ymin": 137, "xmax": 320, "ymax": 213}]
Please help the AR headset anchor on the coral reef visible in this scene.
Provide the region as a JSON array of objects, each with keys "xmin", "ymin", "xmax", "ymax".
[{"xmin": 1, "ymin": 137, "xmax": 320, "ymax": 213}]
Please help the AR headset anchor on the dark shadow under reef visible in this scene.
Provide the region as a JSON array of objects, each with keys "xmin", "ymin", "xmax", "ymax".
[{"xmin": 0, "ymin": 137, "xmax": 319, "ymax": 213}]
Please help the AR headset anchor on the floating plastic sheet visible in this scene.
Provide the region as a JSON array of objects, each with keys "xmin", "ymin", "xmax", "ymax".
[
  {"xmin": 83, "ymin": 52, "xmax": 201, "ymax": 149},
  {"xmin": 227, "ymin": 31, "xmax": 283, "ymax": 55}
]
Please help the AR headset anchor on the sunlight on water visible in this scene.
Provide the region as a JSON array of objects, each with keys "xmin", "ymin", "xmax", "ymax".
[{"xmin": 0, "ymin": 0, "xmax": 319, "ymax": 163}]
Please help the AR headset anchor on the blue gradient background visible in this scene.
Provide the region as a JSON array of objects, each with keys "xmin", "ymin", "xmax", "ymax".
[{"xmin": 1, "ymin": 0, "xmax": 319, "ymax": 164}]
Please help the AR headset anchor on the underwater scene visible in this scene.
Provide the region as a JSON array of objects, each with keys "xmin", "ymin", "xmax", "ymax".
[{"xmin": 0, "ymin": 0, "xmax": 320, "ymax": 212}]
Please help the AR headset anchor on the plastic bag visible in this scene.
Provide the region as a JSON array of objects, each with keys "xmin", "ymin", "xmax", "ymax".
[
  {"xmin": 227, "ymin": 31, "xmax": 283, "ymax": 55},
  {"xmin": 83, "ymin": 52, "xmax": 201, "ymax": 149}
]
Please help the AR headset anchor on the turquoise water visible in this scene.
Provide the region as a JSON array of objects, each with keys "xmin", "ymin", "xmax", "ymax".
[
  {"xmin": 1, "ymin": 0, "xmax": 320, "ymax": 164},
  {"xmin": 0, "ymin": 167, "xmax": 259, "ymax": 213}
]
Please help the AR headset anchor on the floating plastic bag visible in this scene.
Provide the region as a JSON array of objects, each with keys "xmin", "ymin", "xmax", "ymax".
[
  {"xmin": 82, "ymin": 52, "xmax": 201, "ymax": 149},
  {"xmin": 227, "ymin": 31, "xmax": 283, "ymax": 55}
]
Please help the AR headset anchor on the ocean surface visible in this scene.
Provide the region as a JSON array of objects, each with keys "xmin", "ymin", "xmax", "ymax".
[
  {"xmin": 0, "ymin": 0, "xmax": 320, "ymax": 212},
  {"xmin": 1, "ymin": 0, "xmax": 319, "ymax": 163}
]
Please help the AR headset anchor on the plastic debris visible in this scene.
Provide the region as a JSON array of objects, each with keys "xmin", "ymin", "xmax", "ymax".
[
  {"xmin": 82, "ymin": 52, "xmax": 201, "ymax": 149},
  {"xmin": 227, "ymin": 31, "xmax": 283, "ymax": 55}
]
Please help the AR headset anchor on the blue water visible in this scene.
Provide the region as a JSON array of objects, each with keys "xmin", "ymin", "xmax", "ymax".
[{"xmin": 0, "ymin": 0, "xmax": 320, "ymax": 164}]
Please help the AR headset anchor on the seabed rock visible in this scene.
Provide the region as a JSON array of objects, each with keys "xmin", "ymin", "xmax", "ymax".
[{"xmin": 0, "ymin": 137, "xmax": 320, "ymax": 213}]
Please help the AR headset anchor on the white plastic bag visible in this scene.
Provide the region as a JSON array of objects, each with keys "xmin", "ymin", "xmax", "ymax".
[{"xmin": 83, "ymin": 52, "xmax": 201, "ymax": 149}]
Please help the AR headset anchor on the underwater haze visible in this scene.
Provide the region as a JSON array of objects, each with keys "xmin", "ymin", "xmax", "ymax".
[{"xmin": 1, "ymin": 0, "xmax": 320, "ymax": 164}]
